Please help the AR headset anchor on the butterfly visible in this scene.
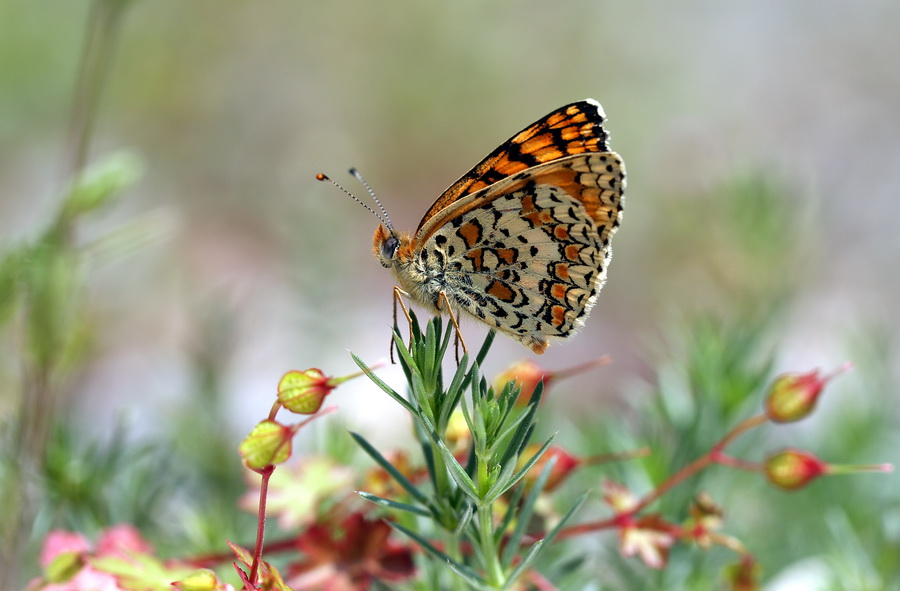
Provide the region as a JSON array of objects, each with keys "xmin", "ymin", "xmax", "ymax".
[{"xmin": 320, "ymin": 99, "xmax": 625, "ymax": 354}]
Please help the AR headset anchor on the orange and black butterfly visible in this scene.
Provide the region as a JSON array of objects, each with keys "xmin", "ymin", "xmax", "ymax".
[{"xmin": 321, "ymin": 100, "xmax": 625, "ymax": 354}]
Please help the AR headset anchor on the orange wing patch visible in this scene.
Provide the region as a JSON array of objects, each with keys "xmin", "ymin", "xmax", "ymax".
[{"xmin": 416, "ymin": 100, "xmax": 610, "ymax": 233}]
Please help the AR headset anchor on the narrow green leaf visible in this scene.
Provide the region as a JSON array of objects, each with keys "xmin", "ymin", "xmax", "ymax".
[
  {"xmin": 459, "ymin": 331, "xmax": 494, "ymax": 393},
  {"xmin": 351, "ymin": 353, "xmax": 417, "ymax": 414},
  {"xmin": 504, "ymin": 493, "xmax": 587, "ymax": 588},
  {"xmin": 543, "ymin": 491, "xmax": 588, "ymax": 547},
  {"xmin": 501, "ymin": 456, "xmax": 558, "ymax": 568},
  {"xmin": 388, "ymin": 522, "xmax": 486, "ymax": 586},
  {"xmin": 409, "ymin": 309, "xmax": 423, "ymax": 340},
  {"xmin": 391, "ymin": 328, "xmax": 415, "ymax": 385},
  {"xmin": 410, "ymin": 369, "xmax": 436, "ymax": 423},
  {"xmin": 420, "ymin": 414, "xmax": 480, "ymax": 501},
  {"xmin": 474, "ymin": 329, "xmax": 496, "ymax": 367},
  {"xmin": 487, "ymin": 409, "xmax": 532, "ymax": 458},
  {"xmin": 526, "ymin": 377, "xmax": 544, "ymax": 406},
  {"xmin": 485, "ymin": 434, "xmax": 555, "ymax": 505},
  {"xmin": 350, "ymin": 432, "xmax": 429, "ymax": 506},
  {"xmin": 469, "ymin": 389, "xmax": 488, "ymax": 446},
  {"xmin": 460, "ymin": 397, "xmax": 476, "ymax": 444},
  {"xmin": 446, "ymin": 561, "xmax": 495, "ymax": 591},
  {"xmin": 439, "ymin": 353, "xmax": 470, "ymax": 427},
  {"xmin": 391, "ymin": 328, "xmax": 418, "ymax": 370},
  {"xmin": 462, "ymin": 437, "xmax": 478, "ymax": 481},
  {"xmin": 494, "ymin": 483, "xmax": 525, "ymax": 547},
  {"xmin": 503, "ymin": 540, "xmax": 544, "ymax": 589},
  {"xmin": 483, "ymin": 456, "xmax": 519, "ymax": 504},
  {"xmin": 423, "ymin": 316, "xmax": 438, "ymax": 367},
  {"xmin": 453, "ymin": 502, "xmax": 475, "ymax": 536},
  {"xmin": 498, "ymin": 383, "xmax": 542, "ymax": 468},
  {"xmin": 437, "ymin": 315, "xmax": 454, "ymax": 367},
  {"xmin": 357, "ymin": 491, "xmax": 432, "ymax": 517},
  {"xmin": 411, "ymin": 423, "xmax": 442, "ymax": 495},
  {"xmin": 494, "ymin": 380, "xmax": 518, "ymax": 425}
]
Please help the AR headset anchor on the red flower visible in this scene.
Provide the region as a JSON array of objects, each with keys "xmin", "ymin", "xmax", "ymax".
[{"xmin": 290, "ymin": 513, "xmax": 415, "ymax": 590}]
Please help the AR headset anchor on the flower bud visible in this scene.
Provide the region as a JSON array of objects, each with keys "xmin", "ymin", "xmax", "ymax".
[
  {"xmin": 495, "ymin": 356, "xmax": 610, "ymax": 406},
  {"xmin": 766, "ymin": 448, "xmax": 893, "ymax": 491},
  {"xmin": 764, "ymin": 448, "xmax": 826, "ymax": 490},
  {"xmin": 278, "ymin": 366, "xmax": 373, "ymax": 414},
  {"xmin": 277, "ymin": 369, "xmax": 335, "ymax": 414},
  {"xmin": 495, "ymin": 360, "xmax": 548, "ymax": 405},
  {"xmin": 764, "ymin": 364, "xmax": 851, "ymax": 423},
  {"xmin": 239, "ymin": 419, "xmax": 293, "ymax": 469}
]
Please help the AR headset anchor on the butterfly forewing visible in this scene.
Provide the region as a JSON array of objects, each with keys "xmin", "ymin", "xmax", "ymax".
[{"xmin": 415, "ymin": 100, "xmax": 611, "ymax": 234}]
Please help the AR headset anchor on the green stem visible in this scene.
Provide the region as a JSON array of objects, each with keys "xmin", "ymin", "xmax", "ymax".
[
  {"xmin": 478, "ymin": 503, "xmax": 504, "ymax": 587},
  {"xmin": 439, "ymin": 528, "xmax": 466, "ymax": 591}
]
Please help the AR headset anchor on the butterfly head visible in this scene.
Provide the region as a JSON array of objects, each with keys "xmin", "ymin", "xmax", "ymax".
[{"xmin": 373, "ymin": 224, "xmax": 408, "ymax": 268}]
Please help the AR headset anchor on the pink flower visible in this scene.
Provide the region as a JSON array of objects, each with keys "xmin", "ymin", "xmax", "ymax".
[
  {"xmin": 619, "ymin": 515, "xmax": 677, "ymax": 570},
  {"xmin": 40, "ymin": 531, "xmax": 90, "ymax": 569},
  {"xmin": 29, "ymin": 525, "xmax": 189, "ymax": 591}
]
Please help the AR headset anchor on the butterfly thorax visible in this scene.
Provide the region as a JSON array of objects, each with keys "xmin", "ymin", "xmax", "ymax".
[{"xmin": 373, "ymin": 225, "xmax": 448, "ymax": 314}]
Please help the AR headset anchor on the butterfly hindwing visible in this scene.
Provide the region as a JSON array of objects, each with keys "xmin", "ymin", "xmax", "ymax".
[{"xmin": 418, "ymin": 152, "xmax": 625, "ymax": 352}]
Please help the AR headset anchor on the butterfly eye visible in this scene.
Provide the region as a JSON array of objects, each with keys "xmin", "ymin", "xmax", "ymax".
[{"xmin": 382, "ymin": 236, "xmax": 400, "ymax": 261}]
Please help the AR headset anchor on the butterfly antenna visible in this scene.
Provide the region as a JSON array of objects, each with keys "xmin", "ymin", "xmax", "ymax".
[
  {"xmin": 349, "ymin": 167, "xmax": 394, "ymax": 232},
  {"xmin": 316, "ymin": 172, "xmax": 387, "ymax": 227}
]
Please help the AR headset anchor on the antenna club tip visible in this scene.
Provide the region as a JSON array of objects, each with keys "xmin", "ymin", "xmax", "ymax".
[
  {"xmin": 348, "ymin": 167, "xmax": 360, "ymax": 176},
  {"xmin": 315, "ymin": 173, "xmax": 329, "ymax": 181}
]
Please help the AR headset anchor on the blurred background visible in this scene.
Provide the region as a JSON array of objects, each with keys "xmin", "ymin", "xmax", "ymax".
[{"xmin": 2, "ymin": 0, "xmax": 898, "ymax": 588}]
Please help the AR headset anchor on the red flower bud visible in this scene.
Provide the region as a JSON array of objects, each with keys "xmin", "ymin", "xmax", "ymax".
[
  {"xmin": 765, "ymin": 448, "xmax": 827, "ymax": 490},
  {"xmin": 765, "ymin": 448, "xmax": 893, "ymax": 491},
  {"xmin": 238, "ymin": 419, "xmax": 293, "ymax": 469},
  {"xmin": 764, "ymin": 363, "xmax": 851, "ymax": 423},
  {"xmin": 277, "ymin": 369, "xmax": 336, "ymax": 414},
  {"xmin": 278, "ymin": 365, "xmax": 374, "ymax": 414}
]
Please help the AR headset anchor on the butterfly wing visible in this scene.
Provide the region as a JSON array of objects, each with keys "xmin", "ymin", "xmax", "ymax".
[
  {"xmin": 414, "ymin": 151, "xmax": 625, "ymax": 354},
  {"xmin": 415, "ymin": 100, "xmax": 611, "ymax": 235}
]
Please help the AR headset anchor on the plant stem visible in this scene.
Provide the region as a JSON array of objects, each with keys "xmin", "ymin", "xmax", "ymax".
[
  {"xmin": 66, "ymin": 0, "xmax": 124, "ymax": 182},
  {"xmin": 478, "ymin": 503, "xmax": 504, "ymax": 587},
  {"xmin": 249, "ymin": 465, "xmax": 274, "ymax": 585},
  {"xmin": 537, "ymin": 413, "xmax": 771, "ymax": 542}
]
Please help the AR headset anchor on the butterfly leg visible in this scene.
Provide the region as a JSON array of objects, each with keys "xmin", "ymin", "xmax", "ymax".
[
  {"xmin": 437, "ymin": 290, "xmax": 468, "ymax": 362},
  {"xmin": 391, "ymin": 286, "xmax": 415, "ymax": 363}
]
